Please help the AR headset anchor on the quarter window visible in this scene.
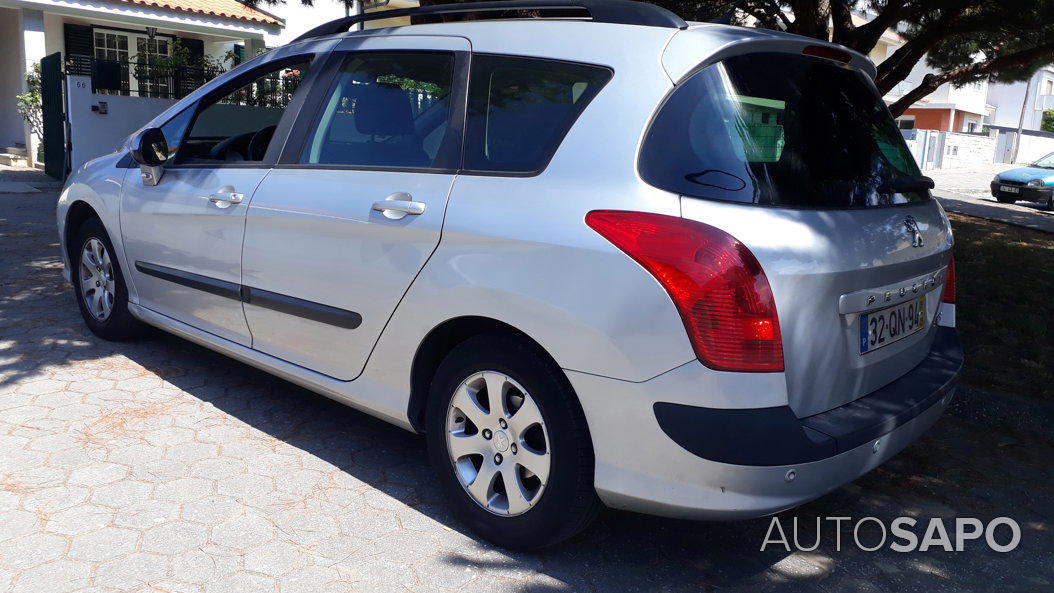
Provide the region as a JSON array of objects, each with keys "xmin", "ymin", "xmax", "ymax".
[
  {"xmin": 463, "ymin": 55, "xmax": 612, "ymax": 174},
  {"xmin": 301, "ymin": 52, "xmax": 456, "ymax": 169},
  {"xmin": 639, "ymin": 52, "xmax": 927, "ymax": 208}
]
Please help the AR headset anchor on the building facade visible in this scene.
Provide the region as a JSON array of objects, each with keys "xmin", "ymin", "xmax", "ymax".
[{"xmin": 0, "ymin": 0, "xmax": 283, "ymax": 166}]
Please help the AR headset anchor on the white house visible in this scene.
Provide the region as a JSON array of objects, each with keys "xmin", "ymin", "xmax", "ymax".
[
  {"xmin": 986, "ymin": 65, "xmax": 1054, "ymax": 131},
  {"xmin": 0, "ymin": 0, "xmax": 284, "ymax": 166},
  {"xmin": 879, "ymin": 49, "xmax": 992, "ymax": 133}
]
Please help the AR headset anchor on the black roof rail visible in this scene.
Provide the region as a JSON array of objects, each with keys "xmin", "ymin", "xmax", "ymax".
[{"xmin": 292, "ymin": 0, "xmax": 688, "ymax": 42}]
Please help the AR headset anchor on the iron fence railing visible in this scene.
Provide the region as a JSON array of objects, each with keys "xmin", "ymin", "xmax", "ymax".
[{"xmin": 65, "ymin": 54, "xmax": 226, "ymax": 100}]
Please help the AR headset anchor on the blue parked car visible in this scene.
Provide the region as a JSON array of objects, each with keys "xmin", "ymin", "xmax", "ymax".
[{"xmin": 991, "ymin": 152, "xmax": 1054, "ymax": 208}]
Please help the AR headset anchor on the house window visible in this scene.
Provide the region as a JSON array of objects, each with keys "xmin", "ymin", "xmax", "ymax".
[
  {"xmin": 1044, "ymin": 79, "xmax": 1054, "ymax": 95},
  {"xmin": 966, "ymin": 121, "xmax": 978, "ymax": 133},
  {"xmin": 135, "ymin": 37, "xmax": 171, "ymax": 98},
  {"xmin": 93, "ymin": 31, "xmax": 130, "ymax": 95},
  {"xmin": 93, "ymin": 28, "xmax": 175, "ymax": 98},
  {"xmin": 896, "ymin": 116, "xmax": 916, "ymax": 130}
]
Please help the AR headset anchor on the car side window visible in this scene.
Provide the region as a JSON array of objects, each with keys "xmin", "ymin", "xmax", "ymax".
[
  {"xmin": 463, "ymin": 55, "xmax": 612, "ymax": 175},
  {"xmin": 301, "ymin": 51, "xmax": 455, "ymax": 169},
  {"xmin": 177, "ymin": 60, "xmax": 311, "ymax": 164}
]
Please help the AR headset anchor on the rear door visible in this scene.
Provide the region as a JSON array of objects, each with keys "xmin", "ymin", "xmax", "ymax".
[
  {"xmin": 640, "ymin": 50, "xmax": 953, "ymax": 417},
  {"xmin": 241, "ymin": 36, "xmax": 469, "ymax": 380}
]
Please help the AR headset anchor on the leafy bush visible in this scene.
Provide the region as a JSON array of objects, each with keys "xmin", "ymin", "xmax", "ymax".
[{"xmin": 1042, "ymin": 109, "xmax": 1054, "ymax": 133}]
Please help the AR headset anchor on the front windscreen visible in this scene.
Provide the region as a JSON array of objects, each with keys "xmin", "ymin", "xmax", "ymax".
[
  {"xmin": 639, "ymin": 52, "xmax": 927, "ymax": 208},
  {"xmin": 1031, "ymin": 152, "xmax": 1054, "ymax": 168}
]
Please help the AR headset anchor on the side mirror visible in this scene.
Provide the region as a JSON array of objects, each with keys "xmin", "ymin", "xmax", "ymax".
[{"xmin": 130, "ymin": 127, "xmax": 168, "ymax": 186}]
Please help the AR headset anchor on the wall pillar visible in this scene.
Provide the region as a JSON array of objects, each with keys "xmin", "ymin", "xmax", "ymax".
[
  {"xmin": 19, "ymin": 8, "xmax": 46, "ymax": 167},
  {"xmin": 244, "ymin": 36, "xmax": 266, "ymax": 60}
]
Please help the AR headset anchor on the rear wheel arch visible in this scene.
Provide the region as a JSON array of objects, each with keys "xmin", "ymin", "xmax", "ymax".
[{"xmin": 407, "ymin": 316, "xmax": 575, "ymax": 432}]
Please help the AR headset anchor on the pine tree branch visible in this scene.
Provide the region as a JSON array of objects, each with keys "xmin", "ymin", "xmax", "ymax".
[
  {"xmin": 888, "ymin": 41, "xmax": 1054, "ymax": 116},
  {"xmin": 844, "ymin": 0, "xmax": 910, "ymax": 53},
  {"xmin": 829, "ymin": 0, "xmax": 856, "ymax": 46},
  {"xmin": 874, "ymin": 6, "xmax": 971, "ymax": 95}
]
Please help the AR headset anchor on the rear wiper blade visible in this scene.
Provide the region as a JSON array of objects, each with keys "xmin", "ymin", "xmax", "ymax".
[{"xmin": 878, "ymin": 175, "xmax": 934, "ymax": 193}]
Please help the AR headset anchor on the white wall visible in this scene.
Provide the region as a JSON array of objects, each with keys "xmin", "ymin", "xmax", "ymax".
[
  {"xmin": 193, "ymin": 103, "xmax": 283, "ymax": 137},
  {"xmin": 986, "ymin": 67, "xmax": 1054, "ymax": 131},
  {"xmin": 941, "ymin": 131, "xmax": 996, "ymax": 168},
  {"xmin": 66, "ymin": 75, "xmax": 178, "ymax": 170},
  {"xmin": 0, "ymin": 7, "xmax": 26, "ymax": 149},
  {"xmin": 1014, "ymin": 133, "xmax": 1054, "ymax": 164}
]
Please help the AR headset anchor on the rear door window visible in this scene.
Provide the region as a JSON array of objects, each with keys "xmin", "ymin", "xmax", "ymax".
[
  {"xmin": 463, "ymin": 55, "xmax": 611, "ymax": 175},
  {"xmin": 639, "ymin": 52, "xmax": 927, "ymax": 208},
  {"xmin": 301, "ymin": 51, "xmax": 457, "ymax": 170}
]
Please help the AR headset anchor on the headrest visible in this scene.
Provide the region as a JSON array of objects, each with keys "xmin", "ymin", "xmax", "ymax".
[{"xmin": 355, "ymin": 83, "xmax": 414, "ymax": 136}]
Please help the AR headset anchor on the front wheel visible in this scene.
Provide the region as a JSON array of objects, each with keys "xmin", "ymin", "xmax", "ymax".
[
  {"xmin": 71, "ymin": 218, "xmax": 147, "ymax": 341},
  {"xmin": 425, "ymin": 334, "xmax": 601, "ymax": 550}
]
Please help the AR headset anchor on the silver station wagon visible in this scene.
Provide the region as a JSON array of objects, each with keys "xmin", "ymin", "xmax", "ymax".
[{"xmin": 57, "ymin": 0, "xmax": 962, "ymax": 549}]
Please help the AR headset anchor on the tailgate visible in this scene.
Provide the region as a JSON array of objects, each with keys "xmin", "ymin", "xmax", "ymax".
[{"xmin": 681, "ymin": 196, "xmax": 952, "ymax": 417}]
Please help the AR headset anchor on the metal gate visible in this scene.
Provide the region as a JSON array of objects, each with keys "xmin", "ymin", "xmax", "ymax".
[{"xmin": 40, "ymin": 52, "xmax": 67, "ymax": 180}]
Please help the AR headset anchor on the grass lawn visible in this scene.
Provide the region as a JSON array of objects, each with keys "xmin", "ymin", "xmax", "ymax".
[{"xmin": 949, "ymin": 212, "xmax": 1054, "ymax": 399}]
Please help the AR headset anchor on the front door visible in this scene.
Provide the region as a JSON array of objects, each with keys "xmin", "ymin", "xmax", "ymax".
[
  {"xmin": 242, "ymin": 37, "xmax": 469, "ymax": 379},
  {"xmin": 120, "ymin": 54, "xmax": 316, "ymax": 345}
]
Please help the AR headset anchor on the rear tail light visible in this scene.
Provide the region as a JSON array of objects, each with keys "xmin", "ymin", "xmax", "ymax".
[
  {"xmin": 585, "ymin": 210, "xmax": 784, "ymax": 372},
  {"xmin": 942, "ymin": 256, "xmax": 956, "ymax": 304}
]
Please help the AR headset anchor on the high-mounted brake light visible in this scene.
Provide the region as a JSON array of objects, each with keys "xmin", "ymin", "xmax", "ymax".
[
  {"xmin": 585, "ymin": 210, "xmax": 784, "ymax": 373},
  {"xmin": 942, "ymin": 256, "xmax": 956, "ymax": 304},
  {"xmin": 802, "ymin": 45, "xmax": 852, "ymax": 64}
]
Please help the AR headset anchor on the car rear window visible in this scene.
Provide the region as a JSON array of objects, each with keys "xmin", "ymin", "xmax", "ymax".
[
  {"xmin": 463, "ymin": 55, "xmax": 612, "ymax": 175},
  {"xmin": 639, "ymin": 52, "xmax": 927, "ymax": 208}
]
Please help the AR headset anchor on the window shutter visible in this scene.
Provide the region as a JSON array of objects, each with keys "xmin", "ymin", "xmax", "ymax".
[
  {"xmin": 64, "ymin": 24, "xmax": 93, "ymax": 76},
  {"xmin": 180, "ymin": 37, "xmax": 205, "ymax": 65}
]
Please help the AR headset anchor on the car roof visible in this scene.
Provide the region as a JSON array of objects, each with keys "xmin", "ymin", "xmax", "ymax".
[{"xmin": 283, "ymin": 18, "xmax": 873, "ymax": 82}]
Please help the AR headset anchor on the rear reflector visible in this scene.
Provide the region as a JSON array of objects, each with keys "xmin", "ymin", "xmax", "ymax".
[
  {"xmin": 585, "ymin": 210, "xmax": 784, "ymax": 373},
  {"xmin": 803, "ymin": 45, "xmax": 852, "ymax": 64},
  {"xmin": 942, "ymin": 256, "xmax": 956, "ymax": 304}
]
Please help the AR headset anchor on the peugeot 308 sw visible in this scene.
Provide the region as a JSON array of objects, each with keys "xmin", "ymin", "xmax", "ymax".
[{"xmin": 57, "ymin": 0, "xmax": 962, "ymax": 549}]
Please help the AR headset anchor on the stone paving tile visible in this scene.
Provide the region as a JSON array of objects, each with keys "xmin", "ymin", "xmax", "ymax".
[{"xmin": 2, "ymin": 190, "xmax": 1052, "ymax": 593}]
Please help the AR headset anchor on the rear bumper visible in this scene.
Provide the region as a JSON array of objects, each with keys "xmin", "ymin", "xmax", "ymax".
[
  {"xmin": 568, "ymin": 327, "xmax": 962, "ymax": 520},
  {"xmin": 990, "ymin": 181, "xmax": 1052, "ymax": 203}
]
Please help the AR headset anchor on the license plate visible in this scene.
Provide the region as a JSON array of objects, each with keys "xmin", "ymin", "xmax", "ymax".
[
  {"xmin": 1000, "ymin": 185, "xmax": 1020, "ymax": 194},
  {"xmin": 860, "ymin": 296, "xmax": 926, "ymax": 354}
]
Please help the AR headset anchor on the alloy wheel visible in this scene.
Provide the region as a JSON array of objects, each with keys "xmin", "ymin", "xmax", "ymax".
[
  {"xmin": 79, "ymin": 237, "xmax": 115, "ymax": 321},
  {"xmin": 445, "ymin": 371, "xmax": 551, "ymax": 516}
]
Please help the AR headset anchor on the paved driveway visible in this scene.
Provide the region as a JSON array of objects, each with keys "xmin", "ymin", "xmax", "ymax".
[{"xmin": 1, "ymin": 191, "xmax": 1051, "ymax": 593}]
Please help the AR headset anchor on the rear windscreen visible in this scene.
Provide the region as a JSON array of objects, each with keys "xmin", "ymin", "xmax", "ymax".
[{"xmin": 639, "ymin": 52, "xmax": 927, "ymax": 208}]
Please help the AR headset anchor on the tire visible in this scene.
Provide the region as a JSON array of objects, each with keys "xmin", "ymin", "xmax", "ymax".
[
  {"xmin": 425, "ymin": 334, "xmax": 601, "ymax": 550},
  {"xmin": 70, "ymin": 217, "xmax": 147, "ymax": 341}
]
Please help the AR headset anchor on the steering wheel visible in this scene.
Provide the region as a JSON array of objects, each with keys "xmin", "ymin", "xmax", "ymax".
[
  {"xmin": 207, "ymin": 131, "xmax": 254, "ymax": 161},
  {"xmin": 247, "ymin": 125, "xmax": 277, "ymax": 161}
]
